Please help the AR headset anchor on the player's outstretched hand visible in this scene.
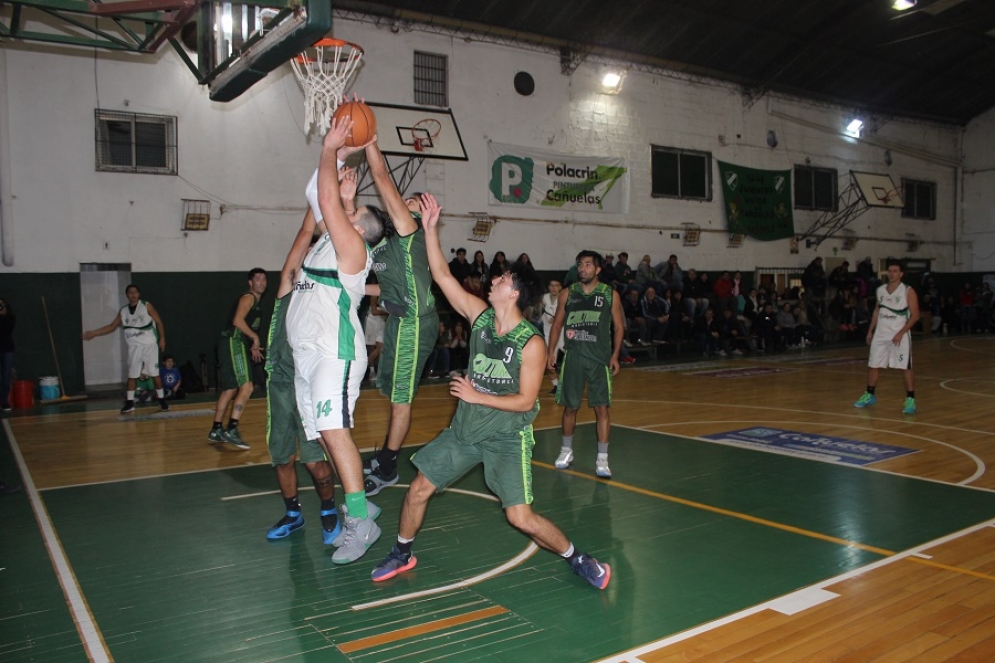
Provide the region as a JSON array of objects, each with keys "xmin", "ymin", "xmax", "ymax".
[
  {"xmin": 448, "ymin": 375, "xmax": 478, "ymax": 404},
  {"xmin": 339, "ymin": 167, "xmax": 357, "ymax": 201},
  {"xmin": 324, "ymin": 116, "xmax": 352, "ymax": 152},
  {"xmin": 420, "ymin": 193, "xmax": 442, "ymax": 230}
]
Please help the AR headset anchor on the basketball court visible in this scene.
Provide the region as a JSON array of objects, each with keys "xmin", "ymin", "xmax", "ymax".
[{"xmin": 4, "ymin": 336, "xmax": 995, "ymax": 662}]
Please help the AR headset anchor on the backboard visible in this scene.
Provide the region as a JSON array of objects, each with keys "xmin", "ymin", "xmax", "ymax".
[
  {"xmin": 366, "ymin": 103, "xmax": 468, "ymax": 161},
  {"xmin": 851, "ymin": 171, "xmax": 903, "ymax": 208},
  {"xmin": 204, "ymin": 0, "xmax": 332, "ymax": 102}
]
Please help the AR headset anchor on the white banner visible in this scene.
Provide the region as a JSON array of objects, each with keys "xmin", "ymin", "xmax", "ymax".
[{"xmin": 487, "ymin": 142, "xmax": 629, "ymax": 213}]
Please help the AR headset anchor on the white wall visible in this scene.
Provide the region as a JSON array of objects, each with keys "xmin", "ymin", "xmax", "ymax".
[
  {"xmin": 963, "ymin": 107, "xmax": 995, "ymax": 272},
  {"xmin": 0, "ymin": 16, "xmax": 975, "ymax": 276}
]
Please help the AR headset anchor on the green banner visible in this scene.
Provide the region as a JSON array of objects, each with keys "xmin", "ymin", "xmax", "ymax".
[{"xmin": 717, "ymin": 161, "xmax": 794, "ymax": 241}]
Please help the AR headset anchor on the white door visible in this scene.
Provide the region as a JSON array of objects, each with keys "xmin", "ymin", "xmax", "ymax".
[{"xmin": 80, "ymin": 264, "xmax": 131, "ymax": 388}]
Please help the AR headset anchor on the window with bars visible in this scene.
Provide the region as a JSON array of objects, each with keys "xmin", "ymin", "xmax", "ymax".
[
  {"xmin": 651, "ymin": 146, "xmax": 711, "ymax": 201},
  {"xmin": 95, "ymin": 110, "xmax": 177, "ymax": 175},
  {"xmin": 901, "ymin": 178, "xmax": 936, "ymax": 220},
  {"xmin": 413, "ymin": 51, "xmax": 448, "ymax": 106},
  {"xmin": 794, "ymin": 165, "xmax": 837, "ymax": 211}
]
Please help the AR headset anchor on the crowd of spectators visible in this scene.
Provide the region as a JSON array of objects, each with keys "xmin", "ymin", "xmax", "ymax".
[{"xmin": 365, "ymin": 247, "xmax": 995, "ymax": 378}]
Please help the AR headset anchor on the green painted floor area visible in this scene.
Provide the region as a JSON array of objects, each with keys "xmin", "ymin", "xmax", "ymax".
[{"xmin": 6, "ymin": 423, "xmax": 995, "ymax": 662}]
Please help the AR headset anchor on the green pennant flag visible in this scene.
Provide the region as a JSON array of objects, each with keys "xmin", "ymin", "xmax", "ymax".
[{"xmin": 717, "ymin": 161, "xmax": 794, "ymax": 241}]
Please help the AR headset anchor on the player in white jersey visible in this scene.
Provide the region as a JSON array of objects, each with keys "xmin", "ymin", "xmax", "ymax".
[
  {"xmin": 854, "ymin": 258, "xmax": 920, "ymax": 415},
  {"xmin": 286, "ymin": 115, "xmax": 389, "ymax": 565},
  {"xmin": 82, "ymin": 284, "xmax": 169, "ymax": 414}
]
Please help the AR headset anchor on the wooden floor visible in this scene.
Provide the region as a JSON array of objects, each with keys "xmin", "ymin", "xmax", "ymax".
[{"xmin": 3, "ymin": 333, "xmax": 995, "ymax": 662}]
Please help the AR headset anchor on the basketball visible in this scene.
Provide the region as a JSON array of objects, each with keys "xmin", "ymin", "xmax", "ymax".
[{"xmin": 332, "ymin": 101, "xmax": 377, "ymax": 147}]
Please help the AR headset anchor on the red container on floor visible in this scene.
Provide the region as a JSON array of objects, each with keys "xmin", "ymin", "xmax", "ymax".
[{"xmin": 10, "ymin": 380, "xmax": 34, "ymax": 408}]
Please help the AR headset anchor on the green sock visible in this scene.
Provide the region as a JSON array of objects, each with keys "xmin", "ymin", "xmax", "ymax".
[{"xmin": 345, "ymin": 491, "xmax": 368, "ymax": 520}]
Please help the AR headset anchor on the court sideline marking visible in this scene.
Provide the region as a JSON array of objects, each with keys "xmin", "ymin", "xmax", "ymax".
[
  {"xmin": 2, "ymin": 420, "xmax": 112, "ymax": 663},
  {"xmin": 594, "ymin": 517, "xmax": 995, "ymax": 663}
]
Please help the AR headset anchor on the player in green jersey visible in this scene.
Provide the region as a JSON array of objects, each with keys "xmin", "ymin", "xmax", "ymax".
[
  {"xmin": 359, "ymin": 139, "xmax": 440, "ymax": 497},
  {"xmin": 546, "ymin": 251, "xmax": 625, "ymax": 478},
  {"xmin": 208, "ymin": 268, "xmax": 267, "ymax": 450},
  {"xmin": 262, "ymin": 207, "xmax": 343, "ymax": 543},
  {"xmin": 369, "ymin": 193, "xmax": 611, "ymax": 590}
]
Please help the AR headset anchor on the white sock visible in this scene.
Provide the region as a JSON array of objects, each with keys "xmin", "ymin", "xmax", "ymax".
[{"xmin": 126, "ymin": 391, "xmax": 135, "ymax": 400}]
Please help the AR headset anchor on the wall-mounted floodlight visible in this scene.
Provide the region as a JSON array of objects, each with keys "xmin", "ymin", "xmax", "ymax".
[
  {"xmin": 846, "ymin": 119, "xmax": 864, "ymax": 138},
  {"xmin": 601, "ymin": 70, "xmax": 625, "ymax": 94},
  {"xmin": 892, "ymin": 0, "xmax": 917, "ymax": 10}
]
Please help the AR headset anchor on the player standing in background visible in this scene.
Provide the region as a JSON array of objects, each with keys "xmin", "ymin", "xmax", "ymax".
[
  {"xmin": 546, "ymin": 251, "xmax": 625, "ymax": 478},
  {"xmin": 82, "ymin": 284, "xmax": 169, "ymax": 414},
  {"xmin": 854, "ymin": 258, "xmax": 920, "ymax": 415},
  {"xmin": 208, "ymin": 268, "xmax": 267, "ymax": 450}
]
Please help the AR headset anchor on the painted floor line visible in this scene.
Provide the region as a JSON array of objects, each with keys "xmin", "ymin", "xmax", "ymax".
[
  {"xmin": 337, "ymin": 605, "xmax": 510, "ymax": 653},
  {"xmin": 613, "ymin": 422, "xmax": 994, "ymax": 491},
  {"xmin": 595, "ymin": 516, "xmax": 995, "ymax": 663},
  {"xmin": 907, "ymin": 556, "xmax": 995, "ymax": 582},
  {"xmin": 3, "ymin": 420, "xmax": 112, "ymax": 663},
  {"xmin": 608, "ymin": 399, "xmax": 995, "ymax": 441},
  {"xmin": 350, "ymin": 543, "xmax": 540, "ymax": 611},
  {"xmin": 532, "ymin": 459, "xmax": 895, "ymax": 556},
  {"xmin": 769, "ymin": 588, "xmax": 840, "ymax": 615}
]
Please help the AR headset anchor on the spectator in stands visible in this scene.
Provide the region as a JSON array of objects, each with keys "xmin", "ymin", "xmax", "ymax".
[
  {"xmin": 600, "ymin": 254, "xmax": 617, "ymax": 287},
  {"xmin": 658, "ymin": 254, "xmax": 684, "ymax": 293},
  {"xmin": 489, "ymin": 251, "xmax": 510, "ymax": 280},
  {"xmin": 635, "ymin": 255, "xmax": 662, "ymax": 293},
  {"xmin": 829, "ymin": 261, "xmax": 850, "ymax": 300},
  {"xmin": 667, "ymin": 290, "xmax": 692, "ymax": 341},
  {"xmin": 979, "ymin": 282, "xmax": 993, "ymax": 333},
  {"xmin": 958, "ymin": 282, "xmax": 975, "ymax": 333},
  {"xmin": 732, "ymin": 271, "xmax": 745, "ymax": 312},
  {"xmin": 159, "ymin": 354, "xmax": 184, "ymax": 399},
  {"xmin": 753, "ymin": 302, "xmax": 777, "ymax": 351},
  {"xmin": 448, "ymin": 247, "xmax": 471, "ymax": 284},
  {"xmin": 693, "ymin": 308, "xmax": 722, "ymax": 356},
  {"xmin": 920, "ymin": 277, "xmax": 942, "ymax": 334},
  {"xmin": 829, "ymin": 288, "xmax": 851, "ymax": 333},
  {"xmin": 719, "ymin": 308, "xmax": 750, "ymax": 355},
  {"xmin": 802, "ymin": 257, "xmax": 827, "ymax": 311},
  {"xmin": 698, "ymin": 272, "xmax": 714, "ymax": 311},
  {"xmin": 426, "ymin": 321, "xmax": 451, "ymax": 378},
  {"xmin": 622, "ymin": 287, "xmax": 647, "ymax": 345},
  {"xmin": 776, "ymin": 302, "xmax": 801, "ymax": 348},
  {"xmin": 684, "ymin": 268, "xmax": 708, "ymax": 319},
  {"xmin": 515, "ymin": 253, "xmax": 533, "ymax": 269},
  {"xmin": 794, "ymin": 305, "xmax": 815, "ymax": 347},
  {"xmin": 464, "ymin": 273, "xmax": 484, "ymax": 299},
  {"xmin": 941, "ymin": 295, "xmax": 957, "ymax": 334},
  {"xmin": 613, "ymin": 252, "xmax": 635, "ymax": 293},
  {"xmin": 640, "ymin": 287, "xmax": 669, "ymax": 343},
  {"xmin": 713, "ymin": 271, "xmax": 735, "ymax": 312},
  {"xmin": 857, "ymin": 256, "xmax": 877, "ymax": 294},
  {"xmin": 743, "ymin": 288, "xmax": 760, "ymax": 328},
  {"xmin": 469, "ymin": 250, "xmax": 489, "ymax": 287},
  {"xmin": 447, "ymin": 319, "xmax": 469, "ymax": 376}
]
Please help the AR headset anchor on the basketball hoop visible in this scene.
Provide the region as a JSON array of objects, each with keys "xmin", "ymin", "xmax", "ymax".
[
  {"xmin": 291, "ymin": 38, "xmax": 364, "ymax": 135},
  {"xmin": 411, "ymin": 118, "xmax": 442, "ymax": 152}
]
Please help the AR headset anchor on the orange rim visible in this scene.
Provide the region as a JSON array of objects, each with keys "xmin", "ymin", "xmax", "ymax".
[{"xmin": 294, "ymin": 38, "xmax": 364, "ymax": 65}]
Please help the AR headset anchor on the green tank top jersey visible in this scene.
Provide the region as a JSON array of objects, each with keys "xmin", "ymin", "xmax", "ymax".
[
  {"xmin": 223, "ymin": 291, "xmax": 263, "ymax": 347},
  {"xmin": 370, "ymin": 216, "xmax": 435, "ymax": 318},
  {"xmin": 265, "ymin": 295, "xmax": 292, "ymax": 383},
  {"xmin": 562, "ymin": 281, "xmax": 614, "ymax": 362},
  {"xmin": 451, "ymin": 309, "xmax": 540, "ymax": 440}
]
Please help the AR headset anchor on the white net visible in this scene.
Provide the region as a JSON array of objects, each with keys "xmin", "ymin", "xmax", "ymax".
[{"xmin": 291, "ymin": 39, "xmax": 363, "ymax": 135}]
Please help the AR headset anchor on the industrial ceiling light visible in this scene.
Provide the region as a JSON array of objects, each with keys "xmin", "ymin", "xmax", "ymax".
[
  {"xmin": 601, "ymin": 70, "xmax": 625, "ymax": 94},
  {"xmin": 892, "ymin": 0, "xmax": 917, "ymax": 10},
  {"xmin": 846, "ymin": 118, "xmax": 864, "ymax": 137}
]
